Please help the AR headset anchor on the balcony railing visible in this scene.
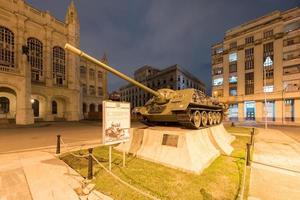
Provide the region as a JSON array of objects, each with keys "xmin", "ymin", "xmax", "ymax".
[{"xmin": 0, "ymin": 65, "xmax": 17, "ymax": 73}]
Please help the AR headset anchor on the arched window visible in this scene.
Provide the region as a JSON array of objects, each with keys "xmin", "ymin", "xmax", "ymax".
[
  {"xmin": 53, "ymin": 46, "xmax": 66, "ymax": 86},
  {"xmin": 52, "ymin": 101, "xmax": 57, "ymax": 114},
  {"xmin": 89, "ymin": 104, "xmax": 95, "ymax": 112},
  {"xmin": 0, "ymin": 26, "xmax": 15, "ymax": 69},
  {"xmin": 83, "ymin": 103, "xmax": 87, "ymax": 113},
  {"xmin": 28, "ymin": 38, "xmax": 43, "ymax": 81},
  {"xmin": 32, "ymin": 99, "xmax": 39, "ymax": 117},
  {"xmin": 0, "ymin": 97, "xmax": 9, "ymax": 114}
]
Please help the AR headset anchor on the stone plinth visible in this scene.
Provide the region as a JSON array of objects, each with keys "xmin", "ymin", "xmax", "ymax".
[{"xmin": 116, "ymin": 124, "xmax": 235, "ymax": 174}]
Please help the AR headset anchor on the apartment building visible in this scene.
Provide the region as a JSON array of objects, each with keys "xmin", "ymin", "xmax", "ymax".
[
  {"xmin": 211, "ymin": 7, "xmax": 300, "ymax": 124},
  {"xmin": 120, "ymin": 65, "xmax": 206, "ymax": 109}
]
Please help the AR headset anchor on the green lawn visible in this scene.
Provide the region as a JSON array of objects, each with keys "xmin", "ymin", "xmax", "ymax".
[{"xmin": 61, "ymin": 128, "xmax": 252, "ymax": 200}]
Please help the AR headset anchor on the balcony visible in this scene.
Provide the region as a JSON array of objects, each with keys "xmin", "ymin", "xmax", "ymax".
[{"xmin": 0, "ymin": 65, "xmax": 18, "ymax": 74}]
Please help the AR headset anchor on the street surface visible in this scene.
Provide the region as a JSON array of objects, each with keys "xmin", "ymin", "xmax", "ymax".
[
  {"xmin": 248, "ymin": 127, "xmax": 300, "ymax": 200},
  {"xmin": 0, "ymin": 121, "xmax": 145, "ymax": 154}
]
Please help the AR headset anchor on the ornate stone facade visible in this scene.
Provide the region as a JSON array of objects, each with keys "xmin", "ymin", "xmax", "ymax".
[{"xmin": 0, "ymin": 0, "xmax": 107, "ymax": 124}]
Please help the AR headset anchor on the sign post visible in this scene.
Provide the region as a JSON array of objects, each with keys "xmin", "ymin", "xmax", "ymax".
[{"xmin": 102, "ymin": 101, "xmax": 130, "ymax": 171}]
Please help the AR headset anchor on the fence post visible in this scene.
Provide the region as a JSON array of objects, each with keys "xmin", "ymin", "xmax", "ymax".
[
  {"xmin": 246, "ymin": 143, "xmax": 251, "ymax": 166},
  {"xmin": 88, "ymin": 148, "xmax": 93, "ymax": 180},
  {"xmin": 56, "ymin": 135, "xmax": 61, "ymax": 154},
  {"xmin": 250, "ymin": 128, "xmax": 254, "ymax": 145}
]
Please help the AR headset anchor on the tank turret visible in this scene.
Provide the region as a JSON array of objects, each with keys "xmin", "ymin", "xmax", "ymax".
[{"xmin": 65, "ymin": 43, "xmax": 225, "ymax": 129}]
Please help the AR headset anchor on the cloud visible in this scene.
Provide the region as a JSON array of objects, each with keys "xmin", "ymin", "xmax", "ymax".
[{"xmin": 26, "ymin": 0, "xmax": 300, "ymax": 94}]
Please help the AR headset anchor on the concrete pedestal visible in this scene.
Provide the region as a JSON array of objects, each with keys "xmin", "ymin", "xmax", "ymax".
[{"xmin": 116, "ymin": 124, "xmax": 235, "ymax": 174}]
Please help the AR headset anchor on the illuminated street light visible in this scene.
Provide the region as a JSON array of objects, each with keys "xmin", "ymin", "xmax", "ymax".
[
  {"xmin": 31, "ymin": 99, "xmax": 35, "ymax": 104},
  {"xmin": 263, "ymin": 56, "xmax": 273, "ymax": 129}
]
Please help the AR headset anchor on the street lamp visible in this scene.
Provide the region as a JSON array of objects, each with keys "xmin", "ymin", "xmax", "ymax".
[
  {"xmin": 281, "ymin": 84, "xmax": 288, "ymax": 125},
  {"xmin": 263, "ymin": 56, "xmax": 273, "ymax": 129}
]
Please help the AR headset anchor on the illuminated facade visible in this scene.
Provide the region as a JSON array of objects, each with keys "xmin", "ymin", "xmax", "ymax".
[
  {"xmin": 120, "ymin": 65, "xmax": 206, "ymax": 109},
  {"xmin": 0, "ymin": 0, "xmax": 107, "ymax": 124},
  {"xmin": 211, "ymin": 7, "xmax": 300, "ymax": 124}
]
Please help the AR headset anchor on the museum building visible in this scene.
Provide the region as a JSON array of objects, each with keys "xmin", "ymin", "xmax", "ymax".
[
  {"xmin": 120, "ymin": 65, "xmax": 206, "ymax": 109},
  {"xmin": 0, "ymin": 0, "xmax": 107, "ymax": 124},
  {"xmin": 211, "ymin": 7, "xmax": 300, "ymax": 124}
]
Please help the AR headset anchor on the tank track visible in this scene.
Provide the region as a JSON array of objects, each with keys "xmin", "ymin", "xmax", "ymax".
[
  {"xmin": 137, "ymin": 108, "xmax": 223, "ymax": 129},
  {"xmin": 175, "ymin": 108, "xmax": 223, "ymax": 129}
]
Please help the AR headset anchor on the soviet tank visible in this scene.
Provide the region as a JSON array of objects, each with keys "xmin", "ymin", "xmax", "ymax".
[{"xmin": 65, "ymin": 43, "xmax": 225, "ymax": 129}]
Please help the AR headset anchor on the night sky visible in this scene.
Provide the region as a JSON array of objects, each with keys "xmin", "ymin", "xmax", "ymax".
[{"xmin": 27, "ymin": 0, "xmax": 299, "ymax": 94}]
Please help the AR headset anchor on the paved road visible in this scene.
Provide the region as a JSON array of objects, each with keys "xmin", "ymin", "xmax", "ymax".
[
  {"xmin": 248, "ymin": 128, "xmax": 300, "ymax": 200},
  {"xmin": 0, "ymin": 121, "xmax": 145, "ymax": 153}
]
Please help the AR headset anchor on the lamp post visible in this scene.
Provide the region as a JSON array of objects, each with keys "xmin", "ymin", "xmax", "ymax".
[
  {"xmin": 263, "ymin": 56, "xmax": 273, "ymax": 129},
  {"xmin": 263, "ymin": 66, "xmax": 268, "ymax": 129},
  {"xmin": 281, "ymin": 85, "xmax": 288, "ymax": 125}
]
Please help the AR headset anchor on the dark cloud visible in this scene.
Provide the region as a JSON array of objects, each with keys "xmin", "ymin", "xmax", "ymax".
[{"xmin": 27, "ymin": 0, "xmax": 300, "ymax": 94}]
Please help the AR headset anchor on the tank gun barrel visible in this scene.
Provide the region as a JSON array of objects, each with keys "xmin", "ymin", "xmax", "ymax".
[{"xmin": 64, "ymin": 43, "xmax": 161, "ymax": 98}]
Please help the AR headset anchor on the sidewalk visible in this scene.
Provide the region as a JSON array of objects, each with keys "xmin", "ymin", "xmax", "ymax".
[
  {"xmin": 0, "ymin": 150, "xmax": 112, "ymax": 200},
  {"xmin": 248, "ymin": 128, "xmax": 300, "ymax": 200}
]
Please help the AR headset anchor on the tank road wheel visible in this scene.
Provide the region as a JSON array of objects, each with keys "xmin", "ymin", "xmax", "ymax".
[
  {"xmin": 193, "ymin": 111, "xmax": 201, "ymax": 128},
  {"xmin": 212, "ymin": 112, "xmax": 217, "ymax": 125},
  {"xmin": 201, "ymin": 111, "xmax": 208, "ymax": 127},
  {"xmin": 216, "ymin": 112, "xmax": 221, "ymax": 124},
  {"xmin": 208, "ymin": 112, "xmax": 213, "ymax": 125}
]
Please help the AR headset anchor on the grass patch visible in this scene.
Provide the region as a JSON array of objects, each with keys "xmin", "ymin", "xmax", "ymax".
[{"xmin": 61, "ymin": 134, "xmax": 251, "ymax": 200}]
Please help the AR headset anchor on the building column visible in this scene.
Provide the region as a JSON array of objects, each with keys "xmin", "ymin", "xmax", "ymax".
[
  {"xmin": 66, "ymin": 92, "xmax": 80, "ymax": 121},
  {"xmin": 238, "ymin": 102, "xmax": 244, "ymax": 122},
  {"xmin": 15, "ymin": 14, "xmax": 34, "ymax": 125},
  {"xmin": 275, "ymin": 100, "xmax": 283, "ymax": 124},
  {"xmin": 256, "ymin": 101, "xmax": 263, "ymax": 122},
  {"xmin": 295, "ymin": 99, "xmax": 300, "ymax": 124},
  {"xmin": 44, "ymin": 99, "xmax": 54, "ymax": 121}
]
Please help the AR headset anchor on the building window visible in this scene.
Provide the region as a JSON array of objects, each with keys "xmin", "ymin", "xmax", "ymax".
[
  {"xmin": 229, "ymin": 62, "xmax": 237, "ymax": 73},
  {"xmin": 0, "ymin": 97, "xmax": 9, "ymax": 114},
  {"xmin": 245, "ymin": 48, "xmax": 254, "ymax": 70},
  {"xmin": 98, "ymin": 87, "xmax": 103, "ymax": 96},
  {"xmin": 229, "ymin": 104, "xmax": 238, "ymax": 121},
  {"xmin": 245, "ymin": 72, "xmax": 254, "ymax": 95},
  {"xmin": 229, "ymin": 85, "xmax": 237, "ymax": 96},
  {"xmin": 284, "ymin": 21, "xmax": 300, "ymax": 33},
  {"xmin": 229, "ymin": 42, "xmax": 237, "ymax": 49},
  {"xmin": 89, "ymin": 85, "xmax": 95, "ymax": 96},
  {"xmin": 284, "ymin": 99, "xmax": 294, "ymax": 121},
  {"xmin": 89, "ymin": 104, "xmax": 95, "ymax": 112},
  {"xmin": 229, "ymin": 52, "xmax": 237, "ymax": 62},
  {"xmin": 80, "ymin": 66, "xmax": 86, "ymax": 78},
  {"xmin": 28, "ymin": 38, "xmax": 43, "ymax": 82},
  {"xmin": 212, "ymin": 67, "xmax": 223, "ymax": 75},
  {"xmin": 83, "ymin": 103, "xmax": 87, "ymax": 113},
  {"xmin": 283, "ymin": 50, "xmax": 300, "ymax": 61},
  {"xmin": 283, "ymin": 36, "xmax": 300, "ymax": 47},
  {"xmin": 213, "ymin": 77, "xmax": 223, "ymax": 86},
  {"xmin": 229, "ymin": 75, "xmax": 237, "ymax": 84},
  {"xmin": 53, "ymin": 46, "xmax": 66, "ymax": 86},
  {"xmin": 82, "ymin": 84, "xmax": 87, "ymax": 95},
  {"xmin": 263, "ymin": 30, "xmax": 273, "ymax": 38},
  {"xmin": 0, "ymin": 26, "xmax": 14, "ymax": 69},
  {"xmin": 263, "ymin": 43, "xmax": 274, "ymax": 81},
  {"xmin": 89, "ymin": 69, "xmax": 95, "ymax": 80},
  {"xmin": 98, "ymin": 71, "xmax": 103, "ymax": 79},
  {"xmin": 245, "ymin": 36, "xmax": 254, "ymax": 44},
  {"xmin": 263, "ymin": 85, "xmax": 273, "ymax": 93},
  {"xmin": 283, "ymin": 65, "xmax": 300, "ymax": 75},
  {"xmin": 264, "ymin": 101, "xmax": 275, "ymax": 121},
  {"xmin": 284, "ymin": 80, "xmax": 300, "ymax": 92},
  {"xmin": 52, "ymin": 101, "xmax": 57, "ymax": 114}
]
